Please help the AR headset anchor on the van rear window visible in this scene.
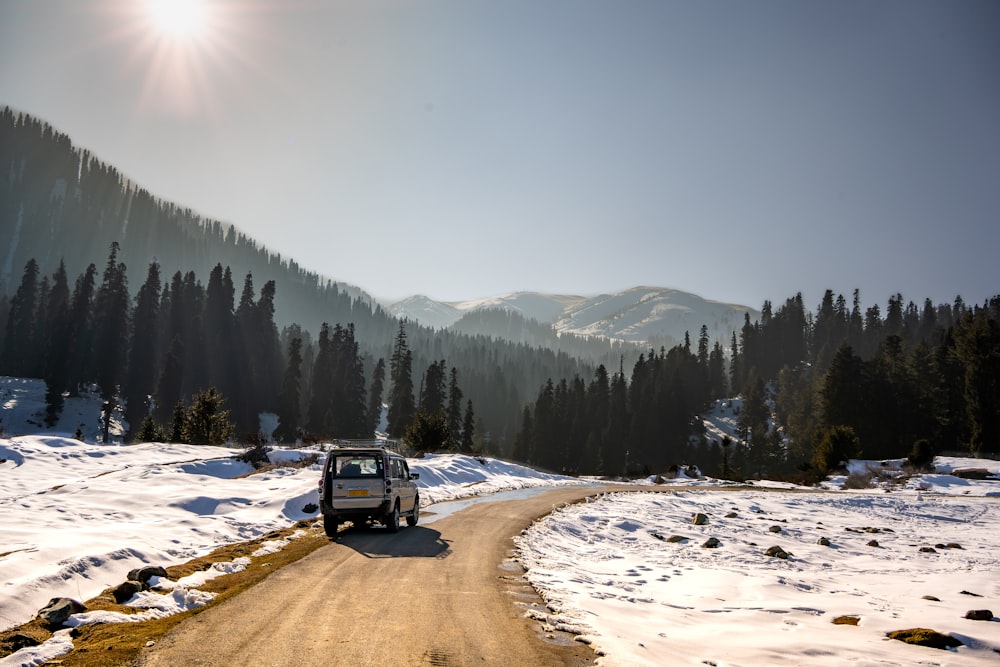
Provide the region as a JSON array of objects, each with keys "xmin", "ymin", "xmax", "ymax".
[{"xmin": 332, "ymin": 455, "xmax": 382, "ymax": 477}]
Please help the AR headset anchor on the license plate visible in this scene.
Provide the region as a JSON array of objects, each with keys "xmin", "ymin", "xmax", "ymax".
[{"xmin": 348, "ymin": 488, "xmax": 369, "ymax": 497}]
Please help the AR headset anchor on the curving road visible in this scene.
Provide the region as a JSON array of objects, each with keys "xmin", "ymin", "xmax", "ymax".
[{"xmin": 138, "ymin": 486, "xmax": 615, "ymax": 666}]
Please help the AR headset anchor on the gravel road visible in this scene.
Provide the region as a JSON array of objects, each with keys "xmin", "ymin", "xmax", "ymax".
[{"xmin": 137, "ymin": 486, "xmax": 608, "ymax": 666}]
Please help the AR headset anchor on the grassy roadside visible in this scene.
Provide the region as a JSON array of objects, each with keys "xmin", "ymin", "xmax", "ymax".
[{"xmin": 0, "ymin": 517, "xmax": 331, "ymax": 666}]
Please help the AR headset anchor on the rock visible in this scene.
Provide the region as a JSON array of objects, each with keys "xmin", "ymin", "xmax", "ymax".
[
  {"xmin": 945, "ymin": 543, "xmax": 963, "ymax": 549},
  {"xmin": 725, "ymin": 511, "xmax": 738, "ymax": 518},
  {"xmin": 112, "ymin": 580, "xmax": 145, "ymax": 604},
  {"xmin": 964, "ymin": 609, "xmax": 994, "ymax": 621},
  {"xmin": 701, "ymin": 537, "xmax": 721, "ymax": 548},
  {"xmin": 765, "ymin": 545, "xmax": 790, "ymax": 559},
  {"xmin": 919, "ymin": 546, "xmax": 937, "ymax": 553},
  {"xmin": 666, "ymin": 535, "xmax": 688, "ymax": 543},
  {"xmin": 960, "ymin": 590, "xmax": 983, "ymax": 597},
  {"xmin": 817, "ymin": 537, "xmax": 831, "ymax": 546},
  {"xmin": 867, "ymin": 540, "xmax": 880, "ymax": 547},
  {"xmin": 886, "ymin": 628, "xmax": 962, "ymax": 650},
  {"xmin": 302, "ymin": 502, "xmax": 318, "ymax": 514},
  {"xmin": 36, "ymin": 597, "xmax": 86, "ymax": 625},
  {"xmin": 127, "ymin": 566, "xmax": 168, "ymax": 583},
  {"xmin": 922, "ymin": 595, "xmax": 941, "ymax": 601},
  {"xmin": 832, "ymin": 615, "xmax": 860, "ymax": 626},
  {"xmin": 692, "ymin": 513, "xmax": 709, "ymax": 525},
  {"xmin": 768, "ymin": 525, "xmax": 782, "ymax": 533}
]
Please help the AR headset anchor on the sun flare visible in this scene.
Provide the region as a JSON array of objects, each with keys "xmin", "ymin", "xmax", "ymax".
[{"xmin": 147, "ymin": 0, "xmax": 207, "ymax": 40}]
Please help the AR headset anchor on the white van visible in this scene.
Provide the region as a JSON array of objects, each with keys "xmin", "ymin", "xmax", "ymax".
[{"xmin": 318, "ymin": 446, "xmax": 419, "ymax": 536}]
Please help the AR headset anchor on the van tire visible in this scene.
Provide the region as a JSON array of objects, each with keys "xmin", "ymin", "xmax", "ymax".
[
  {"xmin": 406, "ymin": 498, "xmax": 419, "ymax": 527},
  {"xmin": 386, "ymin": 502, "xmax": 400, "ymax": 533},
  {"xmin": 323, "ymin": 513, "xmax": 339, "ymax": 537}
]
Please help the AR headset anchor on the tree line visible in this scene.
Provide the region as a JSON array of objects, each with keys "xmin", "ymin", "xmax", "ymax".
[
  {"xmin": 513, "ymin": 290, "xmax": 1000, "ymax": 478},
  {"xmin": 0, "ymin": 246, "xmax": 480, "ymax": 451}
]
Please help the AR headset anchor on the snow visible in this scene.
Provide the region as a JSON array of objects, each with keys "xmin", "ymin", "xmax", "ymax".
[
  {"xmin": 2, "ymin": 376, "xmax": 1000, "ymax": 666},
  {"xmin": 515, "ymin": 489, "xmax": 1000, "ymax": 666}
]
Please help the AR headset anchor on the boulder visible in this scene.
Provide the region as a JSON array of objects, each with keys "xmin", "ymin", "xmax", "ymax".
[
  {"xmin": 817, "ymin": 537, "xmax": 831, "ymax": 546},
  {"xmin": 886, "ymin": 628, "xmax": 962, "ymax": 650},
  {"xmin": 112, "ymin": 580, "xmax": 145, "ymax": 604},
  {"xmin": 701, "ymin": 537, "xmax": 721, "ymax": 548},
  {"xmin": 36, "ymin": 597, "xmax": 86, "ymax": 626},
  {"xmin": 768, "ymin": 525, "xmax": 782, "ymax": 533},
  {"xmin": 765, "ymin": 545, "xmax": 790, "ymax": 559},
  {"xmin": 127, "ymin": 566, "xmax": 168, "ymax": 584},
  {"xmin": 832, "ymin": 615, "xmax": 860, "ymax": 626},
  {"xmin": 964, "ymin": 609, "xmax": 994, "ymax": 621},
  {"xmin": 692, "ymin": 513, "xmax": 709, "ymax": 526}
]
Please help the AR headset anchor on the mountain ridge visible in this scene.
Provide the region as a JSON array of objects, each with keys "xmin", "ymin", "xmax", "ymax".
[{"xmin": 388, "ymin": 286, "xmax": 758, "ymax": 345}]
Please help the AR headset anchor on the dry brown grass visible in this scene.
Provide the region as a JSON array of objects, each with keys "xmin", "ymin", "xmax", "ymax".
[{"xmin": 0, "ymin": 517, "xmax": 330, "ymax": 667}]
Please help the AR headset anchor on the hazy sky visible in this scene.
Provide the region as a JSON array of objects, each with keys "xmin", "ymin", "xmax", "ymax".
[{"xmin": 2, "ymin": 0, "xmax": 998, "ymax": 309}]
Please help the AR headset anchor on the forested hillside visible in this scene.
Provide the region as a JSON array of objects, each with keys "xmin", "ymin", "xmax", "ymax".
[
  {"xmin": 515, "ymin": 291, "xmax": 1000, "ymax": 477},
  {"xmin": 0, "ymin": 108, "xmax": 602, "ymax": 450},
  {"xmin": 2, "ymin": 108, "xmax": 996, "ymax": 474},
  {"xmin": 0, "ymin": 107, "xmax": 377, "ymax": 336}
]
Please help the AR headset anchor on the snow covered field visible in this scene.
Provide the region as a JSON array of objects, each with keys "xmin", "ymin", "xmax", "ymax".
[
  {"xmin": 2, "ymin": 376, "xmax": 1000, "ymax": 666},
  {"xmin": 516, "ymin": 488, "xmax": 1000, "ymax": 666}
]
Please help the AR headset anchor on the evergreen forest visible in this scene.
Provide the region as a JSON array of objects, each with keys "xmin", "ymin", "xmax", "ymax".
[
  {"xmin": 2, "ymin": 107, "xmax": 998, "ymax": 477},
  {"xmin": 514, "ymin": 291, "xmax": 1000, "ymax": 479}
]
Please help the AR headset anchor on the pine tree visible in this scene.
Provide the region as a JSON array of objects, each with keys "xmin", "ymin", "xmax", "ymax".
[
  {"xmin": 404, "ymin": 410, "xmax": 449, "ymax": 454},
  {"xmin": 124, "ymin": 261, "xmax": 161, "ymax": 439},
  {"xmin": 307, "ymin": 323, "xmax": 335, "ymax": 436},
  {"xmin": 461, "ymin": 399, "xmax": 475, "ymax": 453},
  {"xmin": 42, "ymin": 261, "xmax": 72, "ymax": 426},
  {"xmin": 952, "ymin": 310, "xmax": 1000, "ymax": 456},
  {"xmin": 168, "ymin": 399, "xmax": 187, "ymax": 443},
  {"xmin": 66, "ymin": 264, "xmax": 97, "ymax": 394},
  {"xmin": 93, "ymin": 242, "xmax": 129, "ymax": 394},
  {"xmin": 276, "ymin": 336, "xmax": 303, "ymax": 442},
  {"xmin": 184, "ymin": 387, "xmax": 235, "ymax": 446},
  {"xmin": 446, "ymin": 366, "xmax": 463, "ymax": 447},
  {"xmin": 387, "ymin": 321, "xmax": 415, "ymax": 438},
  {"xmin": 0, "ymin": 258, "xmax": 40, "ymax": 376},
  {"xmin": 419, "ymin": 360, "xmax": 447, "ymax": 417},
  {"xmin": 336, "ymin": 323, "xmax": 368, "ymax": 438}
]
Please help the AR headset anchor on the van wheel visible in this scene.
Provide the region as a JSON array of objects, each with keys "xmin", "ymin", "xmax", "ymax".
[
  {"xmin": 386, "ymin": 502, "xmax": 400, "ymax": 533},
  {"xmin": 406, "ymin": 498, "xmax": 419, "ymax": 527},
  {"xmin": 323, "ymin": 513, "xmax": 339, "ymax": 537}
]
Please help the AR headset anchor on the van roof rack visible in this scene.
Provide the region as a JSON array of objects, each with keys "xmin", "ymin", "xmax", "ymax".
[{"xmin": 328, "ymin": 439, "xmax": 401, "ymax": 452}]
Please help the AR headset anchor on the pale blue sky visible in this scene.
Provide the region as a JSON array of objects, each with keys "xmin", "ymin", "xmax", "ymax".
[{"xmin": 2, "ymin": 0, "xmax": 998, "ymax": 310}]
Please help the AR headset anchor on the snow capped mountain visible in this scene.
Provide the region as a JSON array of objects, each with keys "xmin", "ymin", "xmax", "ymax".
[
  {"xmin": 554, "ymin": 286, "xmax": 757, "ymax": 345},
  {"xmin": 454, "ymin": 292, "xmax": 588, "ymax": 323},
  {"xmin": 388, "ymin": 287, "xmax": 758, "ymax": 345},
  {"xmin": 386, "ymin": 295, "xmax": 463, "ymax": 329}
]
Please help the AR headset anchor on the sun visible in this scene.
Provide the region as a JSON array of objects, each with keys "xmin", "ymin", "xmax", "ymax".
[{"xmin": 147, "ymin": 0, "xmax": 207, "ymax": 40}]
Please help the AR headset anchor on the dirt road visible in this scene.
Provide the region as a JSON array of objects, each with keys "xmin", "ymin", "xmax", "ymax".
[{"xmin": 138, "ymin": 486, "xmax": 615, "ymax": 666}]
